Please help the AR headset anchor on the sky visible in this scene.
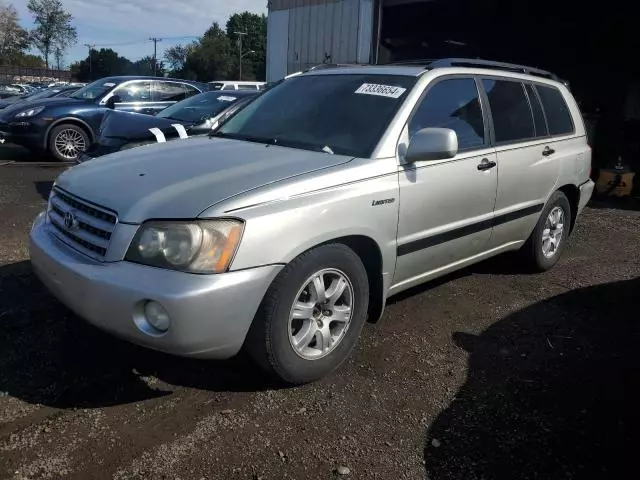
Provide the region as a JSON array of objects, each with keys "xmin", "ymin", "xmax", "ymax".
[{"xmin": 14, "ymin": 0, "xmax": 267, "ymax": 67}]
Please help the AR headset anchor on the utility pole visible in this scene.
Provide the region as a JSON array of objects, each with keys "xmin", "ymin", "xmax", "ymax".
[
  {"xmin": 84, "ymin": 44, "xmax": 95, "ymax": 80},
  {"xmin": 234, "ymin": 32, "xmax": 247, "ymax": 80},
  {"xmin": 149, "ymin": 37, "xmax": 162, "ymax": 75}
]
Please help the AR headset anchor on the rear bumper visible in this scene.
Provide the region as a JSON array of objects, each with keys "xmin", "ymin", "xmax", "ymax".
[
  {"xmin": 29, "ymin": 212, "xmax": 282, "ymax": 359},
  {"xmin": 578, "ymin": 179, "xmax": 595, "ymax": 215}
]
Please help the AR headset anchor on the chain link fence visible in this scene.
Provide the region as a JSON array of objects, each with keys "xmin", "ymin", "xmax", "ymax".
[{"xmin": 0, "ymin": 66, "xmax": 72, "ymax": 84}]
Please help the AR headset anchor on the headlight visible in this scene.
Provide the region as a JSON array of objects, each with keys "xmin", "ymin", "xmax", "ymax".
[
  {"xmin": 119, "ymin": 140, "xmax": 156, "ymax": 151},
  {"xmin": 15, "ymin": 106, "xmax": 45, "ymax": 118},
  {"xmin": 125, "ymin": 219, "xmax": 244, "ymax": 273}
]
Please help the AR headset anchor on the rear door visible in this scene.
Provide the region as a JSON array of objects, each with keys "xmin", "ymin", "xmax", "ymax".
[
  {"xmin": 148, "ymin": 81, "xmax": 200, "ymax": 115},
  {"xmin": 393, "ymin": 76, "xmax": 498, "ymax": 289},
  {"xmin": 481, "ymin": 78, "xmax": 561, "ymax": 249}
]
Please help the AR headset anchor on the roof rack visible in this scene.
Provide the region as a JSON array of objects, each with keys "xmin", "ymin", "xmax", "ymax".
[{"xmin": 426, "ymin": 58, "xmax": 559, "ymax": 81}]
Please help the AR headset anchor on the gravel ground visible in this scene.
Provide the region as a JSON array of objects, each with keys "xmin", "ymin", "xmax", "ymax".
[{"xmin": 0, "ymin": 157, "xmax": 638, "ymax": 480}]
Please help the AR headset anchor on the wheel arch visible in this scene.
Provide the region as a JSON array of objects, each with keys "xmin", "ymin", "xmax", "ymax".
[
  {"xmin": 557, "ymin": 183, "xmax": 580, "ymax": 232},
  {"xmin": 44, "ymin": 117, "xmax": 95, "ymax": 150},
  {"xmin": 293, "ymin": 234, "xmax": 386, "ymax": 325}
]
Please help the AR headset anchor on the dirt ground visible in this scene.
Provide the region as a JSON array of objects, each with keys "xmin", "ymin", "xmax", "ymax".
[{"xmin": 0, "ymin": 155, "xmax": 639, "ymax": 480}]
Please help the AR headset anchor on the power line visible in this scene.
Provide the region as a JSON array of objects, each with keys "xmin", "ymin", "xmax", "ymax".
[
  {"xmin": 86, "ymin": 36, "xmax": 199, "ymax": 48},
  {"xmin": 91, "ymin": 38, "xmax": 150, "ymax": 47}
]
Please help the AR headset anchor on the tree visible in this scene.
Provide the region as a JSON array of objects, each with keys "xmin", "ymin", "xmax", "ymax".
[
  {"xmin": 12, "ymin": 53, "xmax": 45, "ymax": 68},
  {"xmin": 27, "ymin": 0, "xmax": 77, "ymax": 69},
  {"xmin": 183, "ymin": 23, "xmax": 234, "ymax": 81},
  {"xmin": 131, "ymin": 56, "xmax": 165, "ymax": 76},
  {"xmin": 0, "ymin": 1, "xmax": 30, "ymax": 65},
  {"xmin": 225, "ymin": 12, "xmax": 267, "ymax": 81},
  {"xmin": 70, "ymin": 48, "xmax": 133, "ymax": 81},
  {"xmin": 164, "ymin": 43, "xmax": 195, "ymax": 73}
]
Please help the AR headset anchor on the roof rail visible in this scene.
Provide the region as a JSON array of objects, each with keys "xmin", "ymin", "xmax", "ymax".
[
  {"xmin": 427, "ymin": 58, "xmax": 559, "ymax": 80},
  {"xmin": 305, "ymin": 63, "xmax": 364, "ymax": 72},
  {"xmin": 383, "ymin": 59, "xmax": 436, "ymax": 66}
]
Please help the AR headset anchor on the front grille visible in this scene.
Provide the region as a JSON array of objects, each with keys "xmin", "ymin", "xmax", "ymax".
[{"xmin": 48, "ymin": 187, "xmax": 117, "ymax": 259}]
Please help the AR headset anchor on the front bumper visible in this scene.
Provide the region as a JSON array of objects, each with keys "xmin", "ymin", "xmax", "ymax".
[
  {"xmin": 0, "ymin": 119, "xmax": 44, "ymax": 150},
  {"xmin": 29, "ymin": 213, "xmax": 282, "ymax": 359},
  {"xmin": 578, "ymin": 179, "xmax": 595, "ymax": 215}
]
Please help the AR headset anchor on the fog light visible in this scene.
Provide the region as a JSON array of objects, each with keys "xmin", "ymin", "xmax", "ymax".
[{"xmin": 144, "ymin": 301, "xmax": 170, "ymax": 332}]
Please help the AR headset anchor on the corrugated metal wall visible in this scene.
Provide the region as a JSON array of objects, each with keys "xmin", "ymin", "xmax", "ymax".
[{"xmin": 266, "ymin": 0, "xmax": 374, "ymax": 81}]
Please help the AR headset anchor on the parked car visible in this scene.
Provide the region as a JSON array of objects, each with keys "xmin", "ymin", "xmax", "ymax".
[
  {"xmin": 29, "ymin": 59, "xmax": 594, "ymax": 384},
  {"xmin": 0, "ymin": 85, "xmax": 18, "ymax": 99},
  {"xmin": 0, "ymin": 76, "xmax": 209, "ymax": 161},
  {"xmin": 209, "ymin": 81, "xmax": 265, "ymax": 91},
  {"xmin": 79, "ymin": 90, "xmax": 257, "ymax": 161},
  {"xmin": 0, "ymin": 85, "xmax": 81, "ymax": 110}
]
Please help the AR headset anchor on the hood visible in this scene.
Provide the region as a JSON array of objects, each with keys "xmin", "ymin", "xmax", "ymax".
[
  {"xmin": 1, "ymin": 96, "xmax": 86, "ymax": 116},
  {"xmin": 56, "ymin": 136, "xmax": 353, "ymax": 223},
  {"xmin": 99, "ymin": 109, "xmax": 193, "ymax": 141},
  {"xmin": 0, "ymin": 96, "xmax": 24, "ymax": 108}
]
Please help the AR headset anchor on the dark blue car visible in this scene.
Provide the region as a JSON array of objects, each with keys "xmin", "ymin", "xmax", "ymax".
[
  {"xmin": 0, "ymin": 76, "xmax": 208, "ymax": 161},
  {"xmin": 80, "ymin": 90, "xmax": 257, "ymax": 161}
]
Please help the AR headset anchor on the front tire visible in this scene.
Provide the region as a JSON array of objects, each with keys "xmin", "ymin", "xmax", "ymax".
[
  {"xmin": 521, "ymin": 191, "xmax": 571, "ymax": 272},
  {"xmin": 246, "ymin": 244, "xmax": 369, "ymax": 385},
  {"xmin": 48, "ymin": 124, "xmax": 90, "ymax": 162}
]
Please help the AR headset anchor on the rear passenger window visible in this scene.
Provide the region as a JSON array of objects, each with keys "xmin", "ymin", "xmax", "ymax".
[
  {"xmin": 181, "ymin": 83, "xmax": 200, "ymax": 99},
  {"xmin": 536, "ymin": 85, "xmax": 574, "ymax": 136},
  {"xmin": 153, "ymin": 81, "xmax": 187, "ymax": 102},
  {"xmin": 525, "ymin": 84, "xmax": 548, "ymax": 137},
  {"xmin": 409, "ymin": 78, "xmax": 485, "ymax": 151},
  {"xmin": 483, "ymin": 79, "xmax": 534, "ymax": 143}
]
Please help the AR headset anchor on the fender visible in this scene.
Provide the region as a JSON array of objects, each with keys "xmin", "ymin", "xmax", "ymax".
[{"xmin": 43, "ymin": 116, "xmax": 96, "ymax": 149}]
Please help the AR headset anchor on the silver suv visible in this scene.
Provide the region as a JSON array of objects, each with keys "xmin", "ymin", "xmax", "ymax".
[{"xmin": 29, "ymin": 59, "xmax": 594, "ymax": 384}]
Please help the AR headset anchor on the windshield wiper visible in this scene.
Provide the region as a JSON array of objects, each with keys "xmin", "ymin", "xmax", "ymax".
[
  {"xmin": 321, "ymin": 145, "xmax": 334, "ymax": 155},
  {"xmin": 211, "ymin": 131, "xmax": 278, "ymax": 145}
]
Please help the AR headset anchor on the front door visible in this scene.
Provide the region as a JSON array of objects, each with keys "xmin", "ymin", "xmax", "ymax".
[{"xmin": 392, "ymin": 77, "xmax": 498, "ymax": 290}]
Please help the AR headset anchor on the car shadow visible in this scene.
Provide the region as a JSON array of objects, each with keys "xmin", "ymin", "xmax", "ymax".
[
  {"xmin": 423, "ymin": 277, "xmax": 640, "ymax": 479},
  {"xmin": 388, "ymin": 252, "xmax": 530, "ymax": 306},
  {"xmin": 0, "ymin": 261, "xmax": 281, "ymax": 409},
  {"xmin": 0, "ymin": 144, "xmax": 49, "ymax": 163},
  {"xmin": 34, "ymin": 180, "xmax": 54, "ymax": 201}
]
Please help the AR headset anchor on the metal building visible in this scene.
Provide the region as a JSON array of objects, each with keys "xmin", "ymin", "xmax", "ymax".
[{"xmin": 266, "ymin": 0, "xmax": 375, "ymax": 81}]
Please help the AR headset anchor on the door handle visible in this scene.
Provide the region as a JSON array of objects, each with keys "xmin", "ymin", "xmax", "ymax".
[
  {"xmin": 542, "ymin": 146, "xmax": 555, "ymax": 156},
  {"xmin": 477, "ymin": 158, "xmax": 497, "ymax": 171}
]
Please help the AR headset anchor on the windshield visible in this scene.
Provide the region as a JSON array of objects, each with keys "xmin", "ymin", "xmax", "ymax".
[
  {"xmin": 70, "ymin": 79, "xmax": 119, "ymax": 100},
  {"xmin": 157, "ymin": 92, "xmax": 249, "ymax": 122},
  {"xmin": 215, "ymin": 74, "xmax": 417, "ymax": 157}
]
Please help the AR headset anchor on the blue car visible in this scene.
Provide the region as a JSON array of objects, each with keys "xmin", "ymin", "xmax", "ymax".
[
  {"xmin": 0, "ymin": 85, "xmax": 81, "ymax": 110},
  {"xmin": 0, "ymin": 76, "xmax": 209, "ymax": 161}
]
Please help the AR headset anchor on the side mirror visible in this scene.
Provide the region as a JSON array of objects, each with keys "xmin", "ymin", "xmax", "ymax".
[
  {"xmin": 405, "ymin": 127, "xmax": 458, "ymax": 163},
  {"xmin": 106, "ymin": 95, "xmax": 121, "ymax": 109}
]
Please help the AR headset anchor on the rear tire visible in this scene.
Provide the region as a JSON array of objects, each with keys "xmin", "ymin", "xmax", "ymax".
[
  {"xmin": 48, "ymin": 124, "xmax": 90, "ymax": 162},
  {"xmin": 521, "ymin": 191, "xmax": 571, "ymax": 272},
  {"xmin": 246, "ymin": 244, "xmax": 369, "ymax": 385}
]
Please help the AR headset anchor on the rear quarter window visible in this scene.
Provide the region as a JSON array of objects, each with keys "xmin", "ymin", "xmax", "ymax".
[{"xmin": 536, "ymin": 85, "xmax": 574, "ymax": 136}]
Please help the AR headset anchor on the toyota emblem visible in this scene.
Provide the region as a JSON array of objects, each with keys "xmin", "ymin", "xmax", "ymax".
[{"xmin": 64, "ymin": 211, "xmax": 78, "ymax": 230}]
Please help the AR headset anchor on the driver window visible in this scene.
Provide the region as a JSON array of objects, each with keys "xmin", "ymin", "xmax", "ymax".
[{"xmin": 409, "ymin": 78, "xmax": 486, "ymax": 151}]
